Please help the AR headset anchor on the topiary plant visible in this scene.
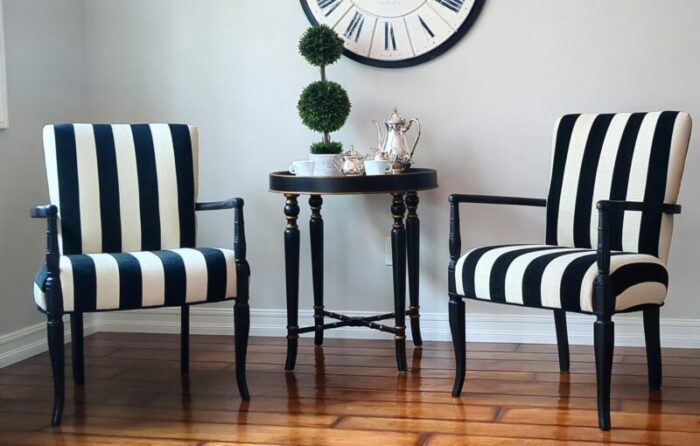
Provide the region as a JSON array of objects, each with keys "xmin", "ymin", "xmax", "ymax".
[{"xmin": 297, "ymin": 25, "xmax": 351, "ymax": 155}]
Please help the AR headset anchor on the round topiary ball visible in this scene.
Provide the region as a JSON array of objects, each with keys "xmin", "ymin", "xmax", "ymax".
[
  {"xmin": 298, "ymin": 80, "xmax": 351, "ymax": 133},
  {"xmin": 299, "ymin": 25, "xmax": 344, "ymax": 67}
]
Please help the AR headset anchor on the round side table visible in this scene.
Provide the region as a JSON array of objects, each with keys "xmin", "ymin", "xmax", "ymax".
[{"xmin": 269, "ymin": 168, "xmax": 438, "ymax": 371}]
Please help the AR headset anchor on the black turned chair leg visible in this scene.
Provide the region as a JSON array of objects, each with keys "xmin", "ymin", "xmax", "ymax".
[
  {"xmin": 553, "ymin": 309, "xmax": 570, "ymax": 372},
  {"xmin": 449, "ymin": 296, "xmax": 466, "ymax": 396},
  {"xmin": 234, "ymin": 297, "xmax": 251, "ymax": 401},
  {"xmin": 309, "ymin": 195, "xmax": 324, "ymax": 346},
  {"xmin": 405, "ymin": 192, "xmax": 422, "ymax": 346},
  {"xmin": 594, "ymin": 316, "xmax": 614, "ymax": 431},
  {"xmin": 47, "ymin": 315, "xmax": 65, "ymax": 426},
  {"xmin": 643, "ymin": 306, "xmax": 662, "ymax": 390},
  {"xmin": 181, "ymin": 305, "xmax": 189, "ymax": 374},
  {"xmin": 391, "ymin": 193, "xmax": 407, "ymax": 372},
  {"xmin": 284, "ymin": 194, "xmax": 300, "ymax": 371},
  {"xmin": 70, "ymin": 313, "xmax": 85, "ymax": 385}
]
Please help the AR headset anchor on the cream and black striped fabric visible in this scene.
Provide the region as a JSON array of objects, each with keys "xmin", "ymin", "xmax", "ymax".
[
  {"xmin": 34, "ymin": 248, "xmax": 237, "ymax": 312},
  {"xmin": 453, "ymin": 111, "xmax": 691, "ymax": 313},
  {"xmin": 36, "ymin": 124, "xmax": 238, "ymax": 313},
  {"xmin": 546, "ymin": 111, "xmax": 691, "ymax": 261},
  {"xmin": 454, "ymin": 245, "xmax": 667, "ymax": 313},
  {"xmin": 43, "ymin": 123, "xmax": 199, "ymax": 255}
]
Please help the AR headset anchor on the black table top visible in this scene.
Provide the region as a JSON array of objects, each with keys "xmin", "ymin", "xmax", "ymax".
[{"xmin": 269, "ymin": 168, "xmax": 438, "ymax": 195}]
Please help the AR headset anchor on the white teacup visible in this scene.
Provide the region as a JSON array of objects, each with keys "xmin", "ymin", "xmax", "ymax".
[
  {"xmin": 289, "ymin": 160, "xmax": 315, "ymax": 176},
  {"xmin": 364, "ymin": 159, "xmax": 390, "ymax": 175}
]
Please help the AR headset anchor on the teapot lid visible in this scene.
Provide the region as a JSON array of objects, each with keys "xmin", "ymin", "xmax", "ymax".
[
  {"xmin": 344, "ymin": 145, "xmax": 364, "ymax": 159},
  {"xmin": 387, "ymin": 107, "xmax": 403, "ymax": 124}
]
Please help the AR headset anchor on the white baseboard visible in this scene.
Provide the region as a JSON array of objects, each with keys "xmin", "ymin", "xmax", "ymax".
[
  {"xmin": 96, "ymin": 306, "xmax": 700, "ymax": 348},
  {"xmin": 0, "ymin": 315, "xmax": 97, "ymax": 369},
  {"xmin": 2, "ymin": 307, "xmax": 698, "ymax": 369}
]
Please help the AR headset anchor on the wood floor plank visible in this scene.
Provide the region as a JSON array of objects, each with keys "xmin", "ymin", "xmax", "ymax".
[
  {"xmin": 337, "ymin": 416, "xmax": 700, "ymax": 445},
  {"xmin": 52, "ymin": 416, "xmax": 421, "ymax": 446}
]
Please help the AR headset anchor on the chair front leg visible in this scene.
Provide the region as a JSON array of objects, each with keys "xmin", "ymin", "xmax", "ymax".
[
  {"xmin": 47, "ymin": 311, "xmax": 65, "ymax": 426},
  {"xmin": 449, "ymin": 294, "xmax": 466, "ymax": 396},
  {"xmin": 553, "ymin": 309, "xmax": 570, "ymax": 372},
  {"xmin": 643, "ymin": 306, "xmax": 662, "ymax": 389},
  {"xmin": 181, "ymin": 305, "xmax": 190, "ymax": 374},
  {"xmin": 70, "ymin": 313, "xmax": 85, "ymax": 385},
  {"xmin": 234, "ymin": 296, "xmax": 250, "ymax": 401},
  {"xmin": 593, "ymin": 206, "xmax": 615, "ymax": 430}
]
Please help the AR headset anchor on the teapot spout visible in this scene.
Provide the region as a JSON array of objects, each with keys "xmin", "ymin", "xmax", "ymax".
[{"xmin": 373, "ymin": 120, "xmax": 386, "ymax": 147}]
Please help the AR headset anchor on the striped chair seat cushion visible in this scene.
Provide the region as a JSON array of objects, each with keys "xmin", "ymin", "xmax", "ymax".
[
  {"xmin": 452, "ymin": 245, "xmax": 668, "ymax": 313},
  {"xmin": 34, "ymin": 248, "xmax": 237, "ymax": 312}
]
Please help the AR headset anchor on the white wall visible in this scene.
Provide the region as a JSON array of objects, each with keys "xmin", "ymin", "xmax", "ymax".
[
  {"xmin": 83, "ymin": 0, "xmax": 700, "ymax": 321},
  {"xmin": 0, "ymin": 0, "xmax": 86, "ymax": 336}
]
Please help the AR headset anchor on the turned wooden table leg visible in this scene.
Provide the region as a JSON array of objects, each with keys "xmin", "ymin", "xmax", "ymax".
[
  {"xmin": 309, "ymin": 195, "xmax": 324, "ymax": 346},
  {"xmin": 391, "ymin": 193, "xmax": 408, "ymax": 372},
  {"xmin": 284, "ymin": 194, "xmax": 300, "ymax": 371},
  {"xmin": 405, "ymin": 191, "xmax": 422, "ymax": 346}
]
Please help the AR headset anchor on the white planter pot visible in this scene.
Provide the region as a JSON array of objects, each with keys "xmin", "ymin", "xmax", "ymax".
[{"xmin": 309, "ymin": 153, "xmax": 341, "ymax": 177}]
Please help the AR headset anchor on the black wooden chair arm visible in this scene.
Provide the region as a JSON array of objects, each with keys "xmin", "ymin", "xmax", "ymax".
[
  {"xmin": 596, "ymin": 199, "xmax": 681, "ymax": 215},
  {"xmin": 196, "ymin": 198, "xmax": 247, "ymax": 265},
  {"xmin": 195, "ymin": 198, "xmax": 244, "ymax": 211},
  {"xmin": 31, "ymin": 204, "xmax": 58, "ymax": 218},
  {"xmin": 449, "ymin": 194, "xmax": 546, "ymax": 207}
]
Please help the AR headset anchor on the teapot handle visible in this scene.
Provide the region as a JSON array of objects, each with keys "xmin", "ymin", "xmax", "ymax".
[{"xmin": 408, "ymin": 119, "xmax": 421, "ymax": 160}]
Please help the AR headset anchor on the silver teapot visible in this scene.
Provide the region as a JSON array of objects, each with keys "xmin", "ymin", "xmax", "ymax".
[
  {"xmin": 338, "ymin": 146, "xmax": 366, "ymax": 176},
  {"xmin": 373, "ymin": 108, "xmax": 421, "ymax": 173}
]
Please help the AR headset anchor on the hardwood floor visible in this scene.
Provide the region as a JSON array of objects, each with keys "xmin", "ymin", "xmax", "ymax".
[{"xmin": 1, "ymin": 332, "xmax": 699, "ymax": 445}]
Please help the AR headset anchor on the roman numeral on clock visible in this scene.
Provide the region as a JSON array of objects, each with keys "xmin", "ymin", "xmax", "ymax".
[
  {"xmin": 418, "ymin": 16, "xmax": 435, "ymax": 38},
  {"xmin": 384, "ymin": 22, "xmax": 397, "ymax": 50},
  {"xmin": 434, "ymin": 0, "xmax": 465, "ymax": 13},
  {"xmin": 317, "ymin": 0, "xmax": 343, "ymax": 17},
  {"xmin": 344, "ymin": 11, "xmax": 364, "ymax": 42}
]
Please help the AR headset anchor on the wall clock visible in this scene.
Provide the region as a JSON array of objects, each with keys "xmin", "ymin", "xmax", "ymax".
[{"xmin": 300, "ymin": 0, "xmax": 485, "ymax": 68}]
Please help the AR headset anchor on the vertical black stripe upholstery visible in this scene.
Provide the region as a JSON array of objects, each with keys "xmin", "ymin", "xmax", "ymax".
[
  {"xmin": 70, "ymin": 256, "xmax": 97, "ymax": 312},
  {"xmin": 572, "ymin": 114, "xmax": 613, "ymax": 247},
  {"xmin": 113, "ymin": 253, "xmax": 143, "ymax": 309},
  {"xmin": 545, "ymin": 114, "xmax": 578, "ymax": 245},
  {"xmin": 131, "ymin": 124, "xmax": 161, "ymax": 251},
  {"xmin": 200, "ymin": 248, "xmax": 227, "ymax": 301},
  {"xmin": 93, "ymin": 124, "xmax": 122, "ymax": 253},
  {"xmin": 154, "ymin": 250, "xmax": 187, "ymax": 307},
  {"xmin": 638, "ymin": 111, "xmax": 677, "ymax": 255},
  {"xmin": 169, "ymin": 124, "xmax": 197, "ymax": 248},
  {"xmin": 489, "ymin": 247, "xmax": 552, "ymax": 303},
  {"xmin": 53, "ymin": 125, "xmax": 82, "ymax": 254},
  {"xmin": 608, "ymin": 113, "xmax": 644, "ymax": 251}
]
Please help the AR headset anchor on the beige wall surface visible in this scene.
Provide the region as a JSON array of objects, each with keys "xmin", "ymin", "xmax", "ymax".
[
  {"xmin": 0, "ymin": 0, "xmax": 86, "ymax": 336},
  {"xmin": 2, "ymin": 0, "xmax": 699, "ymax": 340}
]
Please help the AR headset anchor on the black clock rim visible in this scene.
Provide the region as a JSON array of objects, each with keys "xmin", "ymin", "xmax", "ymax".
[{"xmin": 299, "ymin": 0, "xmax": 486, "ymax": 68}]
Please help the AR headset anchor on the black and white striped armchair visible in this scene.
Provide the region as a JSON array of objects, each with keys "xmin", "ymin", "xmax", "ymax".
[
  {"xmin": 31, "ymin": 123, "xmax": 250, "ymax": 426},
  {"xmin": 448, "ymin": 111, "xmax": 692, "ymax": 430}
]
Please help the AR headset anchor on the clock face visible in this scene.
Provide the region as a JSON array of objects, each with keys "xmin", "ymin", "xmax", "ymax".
[{"xmin": 300, "ymin": 0, "xmax": 485, "ymax": 68}]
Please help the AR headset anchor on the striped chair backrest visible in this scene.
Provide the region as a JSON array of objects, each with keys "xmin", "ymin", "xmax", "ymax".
[
  {"xmin": 43, "ymin": 123, "xmax": 199, "ymax": 255},
  {"xmin": 545, "ymin": 111, "xmax": 691, "ymax": 262}
]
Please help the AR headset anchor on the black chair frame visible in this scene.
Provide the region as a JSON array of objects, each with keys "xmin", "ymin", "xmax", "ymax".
[
  {"xmin": 31, "ymin": 198, "xmax": 251, "ymax": 426},
  {"xmin": 447, "ymin": 193, "xmax": 681, "ymax": 430}
]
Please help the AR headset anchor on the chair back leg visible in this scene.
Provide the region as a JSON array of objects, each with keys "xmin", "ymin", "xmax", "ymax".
[
  {"xmin": 181, "ymin": 305, "xmax": 190, "ymax": 374},
  {"xmin": 594, "ymin": 316, "xmax": 614, "ymax": 430},
  {"xmin": 449, "ymin": 295, "xmax": 466, "ymax": 396},
  {"xmin": 643, "ymin": 307, "xmax": 662, "ymax": 389},
  {"xmin": 234, "ymin": 297, "xmax": 251, "ymax": 401},
  {"xmin": 47, "ymin": 315, "xmax": 65, "ymax": 426},
  {"xmin": 70, "ymin": 313, "xmax": 85, "ymax": 385},
  {"xmin": 553, "ymin": 310, "xmax": 570, "ymax": 372}
]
